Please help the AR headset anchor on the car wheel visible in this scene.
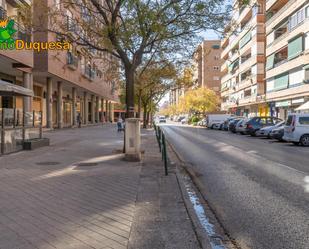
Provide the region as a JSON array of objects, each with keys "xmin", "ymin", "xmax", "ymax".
[
  {"xmin": 211, "ymin": 124, "xmax": 214, "ymax": 129},
  {"xmin": 250, "ymin": 132, "xmax": 256, "ymax": 137},
  {"xmin": 300, "ymin": 134, "xmax": 309, "ymax": 147}
]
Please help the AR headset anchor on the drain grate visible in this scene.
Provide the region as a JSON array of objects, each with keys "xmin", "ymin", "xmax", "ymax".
[
  {"xmin": 36, "ymin": 162, "xmax": 60, "ymax": 166},
  {"xmin": 76, "ymin": 162, "xmax": 98, "ymax": 167}
]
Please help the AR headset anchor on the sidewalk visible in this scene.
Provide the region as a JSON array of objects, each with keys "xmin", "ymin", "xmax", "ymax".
[
  {"xmin": 128, "ymin": 129, "xmax": 201, "ymax": 249},
  {"xmin": 0, "ymin": 125, "xmax": 201, "ymax": 249}
]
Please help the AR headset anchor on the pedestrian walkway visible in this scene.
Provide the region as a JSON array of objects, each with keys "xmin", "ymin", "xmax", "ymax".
[{"xmin": 0, "ymin": 125, "xmax": 201, "ymax": 249}]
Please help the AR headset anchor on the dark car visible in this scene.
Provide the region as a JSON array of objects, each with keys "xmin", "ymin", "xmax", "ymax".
[
  {"xmin": 245, "ymin": 117, "xmax": 282, "ymax": 136},
  {"xmin": 223, "ymin": 117, "xmax": 237, "ymax": 131},
  {"xmin": 229, "ymin": 118, "xmax": 243, "ymax": 133},
  {"xmin": 270, "ymin": 126, "xmax": 285, "ymax": 141}
]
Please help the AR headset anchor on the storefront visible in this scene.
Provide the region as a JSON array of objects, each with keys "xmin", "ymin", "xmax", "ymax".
[{"xmin": 273, "ymin": 97, "xmax": 307, "ymax": 120}]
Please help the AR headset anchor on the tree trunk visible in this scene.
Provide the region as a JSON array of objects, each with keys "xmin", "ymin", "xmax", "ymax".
[
  {"xmin": 146, "ymin": 111, "xmax": 150, "ymax": 128},
  {"xmin": 143, "ymin": 106, "xmax": 147, "ymax": 128},
  {"xmin": 125, "ymin": 66, "xmax": 135, "ymax": 118},
  {"xmin": 137, "ymin": 91, "xmax": 142, "ymax": 119}
]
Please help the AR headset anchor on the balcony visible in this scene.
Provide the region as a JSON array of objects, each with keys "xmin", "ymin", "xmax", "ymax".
[
  {"xmin": 83, "ymin": 66, "xmax": 96, "ymax": 81},
  {"xmin": 266, "ymin": 52, "xmax": 309, "ymax": 79},
  {"xmin": 266, "ymin": 0, "xmax": 300, "ymax": 34},
  {"xmin": 239, "ymin": 55, "xmax": 253, "ymax": 74},
  {"xmin": 238, "ymin": 95, "xmax": 257, "ymax": 105},
  {"xmin": 267, "ymin": 19, "xmax": 309, "ymax": 56},
  {"xmin": 0, "ymin": 7, "xmax": 7, "ymax": 20},
  {"xmin": 67, "ymin": 52, "xmax": 79, "ymax": 70}
]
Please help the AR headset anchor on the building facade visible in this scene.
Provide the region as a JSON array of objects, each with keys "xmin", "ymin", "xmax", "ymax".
[
  {"xmin": 194, "ymin": 40, "xmax": 223, "ymax": 94},
  {"xmin": 265, "ymin": 0, "xmax": 309, "ymax": 120},
  {"xmin": 0, "ymin": 0, "xmax": 119, "ymax": 129},
  {"xmin": 220, "ymin": 0, "xmax": 266, "ymax": 117}
]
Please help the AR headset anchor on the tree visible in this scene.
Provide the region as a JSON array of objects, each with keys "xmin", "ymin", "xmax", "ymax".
[
  {"xmin": 32, "ymin": 0, "xmax": 231, "ymax": 117},
  {"xmin": 136, "ymin": 61, "xmax": 177, "ymax": 127},
  {"xmin": 183, "ymin": 88, "xmax": 220, "ymax": 114}
]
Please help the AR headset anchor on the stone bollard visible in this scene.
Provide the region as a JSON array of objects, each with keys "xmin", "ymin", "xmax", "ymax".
[{"xmin": 125, "ymin": 118, "xmax": 141, "ymax": 161}]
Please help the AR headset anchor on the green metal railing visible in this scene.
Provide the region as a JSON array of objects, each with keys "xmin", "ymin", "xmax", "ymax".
[{"xmin": 153, "ymin": 123, "xmax": 168, "ymax": 176}]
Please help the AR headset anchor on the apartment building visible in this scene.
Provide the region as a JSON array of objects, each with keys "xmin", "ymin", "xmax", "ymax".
[
  {"xmin": 265, "ymin": 0, "xmax": 309, "ymax": 120},
  {"xmin": 169, "ymin": 87, "xmax": 185, "ymax": 106},
  {"xmin": 0, "ymin": 0, "xmax": 119, "ymax": 129},
  {"xmin": 194, "ymin": 40, "xmax": 223, "ymax": 94},
  {"xmin": 220, "ymin": 0, "xmax": 266, "ymax": 117}
]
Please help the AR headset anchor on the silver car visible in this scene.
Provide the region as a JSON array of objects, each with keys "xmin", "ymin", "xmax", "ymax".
[{"xmin": 235, "ymin": 118, "xmax": 248, "ymax": 134}]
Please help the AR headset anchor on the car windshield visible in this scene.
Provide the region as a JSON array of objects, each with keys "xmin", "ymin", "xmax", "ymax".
[
  {"xmin": 286, "ymin": 115, "xmax": 294, "ymax": 126},
  {"xmin": 275, "ymin": 121, "xmax": 285, "ymax": 127}
]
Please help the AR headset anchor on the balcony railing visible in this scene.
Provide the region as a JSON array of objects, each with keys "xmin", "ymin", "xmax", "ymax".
[
  {"xmin": 266, "ymin": 0, "xmax": 294, "ymax": 27},
  {"xmin": 0, "ymin": 7, "xmax": 7, "ymax": 20},
  {"xmin": 67, "ymin": 52, "xmax": 79, "ymax": 69},
  {"xmin": 14, "ymin": 22, "xmax": 31, "ymax": 43},
  {"xmin": 83, "ymin": 66, "xmax": 96, "ymax": 81}
]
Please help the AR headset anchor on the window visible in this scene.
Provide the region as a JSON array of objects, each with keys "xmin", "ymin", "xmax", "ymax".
[
  {"xmin": 288, "ymin": 36, "xmax": 303, "ymax": 60},
  {"xmin": 266, "ymin": 54, "xmax": 275, "ymax": 70},
  {"xmin": 289, "ymin": 8, "xmax": 306, "ymax": 31},
  {"xmin": 213, "ymin": 66, "xmax": 219, "ymax": 71},
  {"xmin": 212, "ymin": 44, "xmax": 220, "ymax": 49},
  {"xmin": 305, "ymin": 70, "xmax": 309, "ymax": 82},
  {"xmin": 239, "ymin": 31, "xmax": 251, "ymax": 48},
  {"xmin": 54, "ymin": 0, "xmax": 60, "ymax": 9},
  {"xmin": 274, "ymin": 73, "xmax": 289, "ymax": 90},
  {"xmin": 299, "ymin": 117, "xmax": 309, "ymax": 125},
  {"xmin": 66, "ymin": 10, "xmax": 74, "ymax": 31},
  {"xmin": 214, "ymin": 55, "xmax": 220, "ymax": 60},
  {"xmin": 289, "ymin": 68, "xmax": 304, "ymax": 86}
]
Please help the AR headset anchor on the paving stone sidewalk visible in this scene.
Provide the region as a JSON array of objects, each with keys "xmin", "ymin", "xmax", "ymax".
[
  {"xmin": 0, "ymin": 125, "xmax": 200, "ymax": 249},
  {"xmin": 128, "ymin": 129, "xmax": 201, "ymax": 249}
]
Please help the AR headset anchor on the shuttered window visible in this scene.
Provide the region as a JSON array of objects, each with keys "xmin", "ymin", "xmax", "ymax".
[
  {"xmin": 288, "ymin": 36, "xmax": 303, "ymax": 60},
  {"xmin": 266, "ymin": 54, "xmax": 275, "ymax": 70},
  {"xmin": 239, "ymin": 31, "xmax": 251, "ymax": 48},
  {"xmin": 274, "ymin": 73, "xmax": 289, "ymax": 90}
]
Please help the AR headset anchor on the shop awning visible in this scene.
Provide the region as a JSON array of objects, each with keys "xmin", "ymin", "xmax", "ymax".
[
  {"xmin": 0, "ymin": 80, "xmax": 34, "ymax": 97},
  {"xmin": 295, "ymin": 101, "xmax": 309, "ymax": 111}
]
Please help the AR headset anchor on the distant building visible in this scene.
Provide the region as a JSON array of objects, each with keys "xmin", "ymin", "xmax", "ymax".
[{"xmin": 193, "ymin": 40, "xmax": 223, "ymax": 94}]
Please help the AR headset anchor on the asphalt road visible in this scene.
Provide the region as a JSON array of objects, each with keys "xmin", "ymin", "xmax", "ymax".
[{"xmin": 162, "ymin": 123, "xmax": 309, "ymax": 249}]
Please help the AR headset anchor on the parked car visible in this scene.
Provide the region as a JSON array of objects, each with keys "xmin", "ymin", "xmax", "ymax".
[
  {"xmin": 270, "ymin": 126, "xmax": 285, "ymax": 141},
  {"xmin": 283, "ymin": 113, "xmax": 309, "ymax": 146},
  {"xmin": 177, "ymin": 116, "xmax": 185, "ymax": 122},
  {"xmin": 159, "ymin": 116, "xmax": 166, "ymax": 123},
  {"xmin": 245, "ymin": 117, "xmax": 282, "ymax": 136},
  {"xmin": 213, "ymin": 122, "xmax": 224, "ymax": 129},
  {"xmin": 181, "ymin": 118, "xmax": 188, "ymax": 124},
  {"xmin": 206, "ymin": 114, "xmax": 233, "ymax": 129},
  {"xmin": 256, "ymin": 121, "xmax": 285, "ymax": 138},
  {"xmin": 223, "ymin": 117, "xmax": 237, "ymax": 131},
  {"xmin": 235, "ymin": 118, "xmax": 248, "ymax": 134},
  {"xmin": 229, "ymin": 118, "xmax": 243, "ymax": 133}
]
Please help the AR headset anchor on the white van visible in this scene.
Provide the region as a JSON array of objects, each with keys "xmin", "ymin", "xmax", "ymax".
[
  {"xmin": 206, "ymin": 114, "xmax": 233, "ymax": 129},
  {"xmin": 283, "ymin": 113, "xmax": 309, "ymax": 146}
]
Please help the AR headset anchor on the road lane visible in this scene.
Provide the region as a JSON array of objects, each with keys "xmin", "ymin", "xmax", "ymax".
[{"xmin": 162, "ymin": 124, "xmax": 309, "ymax": 249}]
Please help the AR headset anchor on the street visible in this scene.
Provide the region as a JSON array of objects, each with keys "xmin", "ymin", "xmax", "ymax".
[{"xmin": 162, "ymin": 123, "xmax": 309, "ymax": 249}]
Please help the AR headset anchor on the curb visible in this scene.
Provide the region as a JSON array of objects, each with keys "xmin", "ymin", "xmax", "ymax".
[
  {"xmin": 165, "ymin": 134, "xmax": 240, "ymax": 249},
  {"xmin": 165, "ymin": 141, "xmax": 212, "ymax": 249}
]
